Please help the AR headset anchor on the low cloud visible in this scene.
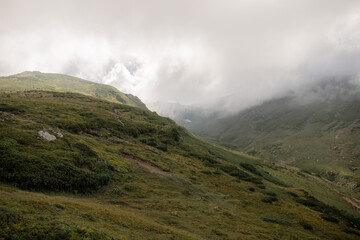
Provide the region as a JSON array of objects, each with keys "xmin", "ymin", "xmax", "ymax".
[{"xmin": 1, "ymin": 0, "xmax": 360, "ymax": 112}]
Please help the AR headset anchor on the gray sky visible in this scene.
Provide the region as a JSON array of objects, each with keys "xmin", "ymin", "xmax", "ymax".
[{"xmin": 1, "ymin": 0, "xmax": 360, "ymax": 110}]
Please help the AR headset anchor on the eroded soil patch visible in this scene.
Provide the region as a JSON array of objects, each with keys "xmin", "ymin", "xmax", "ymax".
[{"xmin": 121, "ymin": 154, "xmax": 170, "ymax": 176}]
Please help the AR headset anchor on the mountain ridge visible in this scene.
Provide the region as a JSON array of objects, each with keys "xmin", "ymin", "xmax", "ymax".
[{"xmin": 0, "ymin": 71, "xmax": 147, "ymax": 109}]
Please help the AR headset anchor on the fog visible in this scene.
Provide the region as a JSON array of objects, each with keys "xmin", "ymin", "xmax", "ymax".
[{"xmin": 1, "ymin": 0, "xmax": 360, "ymax": 112}]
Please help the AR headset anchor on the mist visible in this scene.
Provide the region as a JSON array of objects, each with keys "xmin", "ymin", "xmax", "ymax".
[{"xmin": 1, "ymin": 0, "xmax": 360, "ymax": 112}]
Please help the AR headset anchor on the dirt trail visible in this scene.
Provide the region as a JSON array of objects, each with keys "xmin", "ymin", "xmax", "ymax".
[
  {"xmin": 287, "ymin": 166, "xmax": 360, "ymax": 214},
  {"xmin": 121, "ymin": 154, "xmax": 171, "ymax": 176},
  {"xmin": 306, "ymin": 173, "xmax": 360, "ymax": 213}
]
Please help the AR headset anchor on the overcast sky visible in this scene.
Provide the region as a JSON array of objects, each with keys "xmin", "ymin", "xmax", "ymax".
[{"xmin": 1, "ymin": 0, "xmax": 360, "ymax": 110}]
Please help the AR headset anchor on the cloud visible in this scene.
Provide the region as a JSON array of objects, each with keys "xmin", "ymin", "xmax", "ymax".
[
  {"xmin": 103, "ymin": 62, "xmax": 141, "ymax": 93},
  {"xmin": 0, "ymin": 0, "xmax": 360, "ymax": 111}
]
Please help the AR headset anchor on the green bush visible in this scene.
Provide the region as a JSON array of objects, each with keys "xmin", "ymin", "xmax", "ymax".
[
  {"xmin": 321, "ymin": 214, "xmax": 339, "ymax": 223},
  {"xmin": 342, "ymin": 228, "xmax": 360, "ymax": 237},
  {"xmin": 265, "ymin": 191, "xmax": 277, "ymax": 197},
  {"xmin": 0, "ymin": 103, "xmax": 25, "ymax": 113},
  {"xmin": 240, "ymin": 163, "xmax": 262, "ymax": 176},
  {"xmin": 287, "ymin": 191, "xmax": 298, "ymax": 197},
  {"xmin": 157, "ymin": 144, "xmax": 168, "ymax": 152},
  {"xmin": 291, "ymin": 193, "xmax": 360, "ymax": 230},
  {"xmin": 299, "ymin": 221, "xmax": 313, "ymax": 230},
  {"xmin": 0, "ymin": 211, "xmax": 112, "ymax": 240},
  {"xmin": 262, "ymin": 196, "xmax": 279, "ymax": 204},
  {"xmin": 262, "ymin": 215, "xmax": 290, "ymax": 225},
  {"xmin": 218, "ymin": 164, "xmax": 263, "ymax": 184},
  {"xmin": 0, "ymin": 207, "xmax": 22, "ymax": 228},
  {"xmin": 0, "ymin": 137, "xmax": 112, "ymax": 193},
  {"xmin": 74, "ymin": 142, "xmax": 98, "ymax": 157}
]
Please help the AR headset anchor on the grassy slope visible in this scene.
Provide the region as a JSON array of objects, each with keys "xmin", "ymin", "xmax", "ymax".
[
  {"xmin": 1, "ymin": 91, "xmax": 360, "ymax": 239},
  {"xmin": 0, "ymin": 71, "xmax": 147, "ymax": 109},
  {"xmin": 193, "ymin": 96, "xmax": 360, "ymax": 189}
]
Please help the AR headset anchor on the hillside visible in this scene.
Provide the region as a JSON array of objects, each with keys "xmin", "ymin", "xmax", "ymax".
[
  {"xmin": 0, "ymin": 71, "xmax": 147, "ymax": 109},
  {"xmin": 147, "ymin": 101, "xmax": 226, "ymax": 128},
  {"xmin": 193, "ymin": 79, "xmax": 360, "ymax": 191},
  {"xmin": 1, "ymin": 90, "xmax": 360, "ymax": 239}
]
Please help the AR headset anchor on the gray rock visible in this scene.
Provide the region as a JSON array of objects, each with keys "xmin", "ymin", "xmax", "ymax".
[{"xmin": 38, "ymin": 130, "xmax": 57, "ymax": 141}]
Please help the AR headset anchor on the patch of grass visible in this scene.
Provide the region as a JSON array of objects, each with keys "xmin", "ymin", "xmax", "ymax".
[
  {"xmin": 0, "ymin": 206, "xmax": 113, "ymax": 240},
  {"xmin": 262, "ymin": 215, "xmax": 290, "ymax": 225},
  {"xmin": 212, "ymin": 229, "xmax": 228, "ymax": 236}
]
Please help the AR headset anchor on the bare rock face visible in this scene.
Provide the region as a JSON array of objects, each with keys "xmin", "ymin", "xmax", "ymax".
[{"xmin": 38, "ymin": 130, "xmax": 57, "ymax": 141}]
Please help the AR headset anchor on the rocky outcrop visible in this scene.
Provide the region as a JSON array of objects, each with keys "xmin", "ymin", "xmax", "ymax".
[{"xmin": 38, "ymin": 128, "xmax": 63, "ymax": 141}]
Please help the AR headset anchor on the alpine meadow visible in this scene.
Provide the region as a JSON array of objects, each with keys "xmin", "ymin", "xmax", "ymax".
[{"xmin": 1, "ymin": 1, "xmax": 360, "ymax": 239}]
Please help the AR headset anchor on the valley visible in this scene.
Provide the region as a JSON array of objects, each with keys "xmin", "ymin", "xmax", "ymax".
[
  {"xmin": 190, "ymin": 79, "xmax": 360, "ymax": 193},
  {"xmin": 2, "ymin": 1, "xmax": 360, "ymax": 239},
  {"xmin": 0, "ymin": 73, "xmax": 360, "ymax": 239}
]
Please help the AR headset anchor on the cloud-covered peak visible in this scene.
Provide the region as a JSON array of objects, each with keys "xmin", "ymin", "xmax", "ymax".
[{"xmin": 1, "ymin": 0, "xmax": 360, "ymax": 111}]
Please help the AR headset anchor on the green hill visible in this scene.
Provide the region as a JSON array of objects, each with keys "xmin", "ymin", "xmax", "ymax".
[
  {"xmin": 193, "ymin": 80, "xmax": 360, "ymax": 191},
  {"xmin": 1, "ymin": 90, "xmax": 360, "ymax": 239},
  {"xmin": 0, "ymin": 71, "xmax": 147, "ymax": 109}
]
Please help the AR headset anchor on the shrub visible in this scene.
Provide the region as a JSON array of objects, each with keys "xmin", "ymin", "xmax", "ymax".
[
  {"xmin": 74, "ymin": 143, "xmax": 98, "ymax": 157},
  {"xmin": 265, "ymin": 191, "xmax": 277, "ymax": 197},
  {"xmin": 287, "ymin": 191, "xmax": 298, "ymax": 197},
  {"xmin": 170, "ymin": 127, "xmax": 180, "ymax": 142},
  {"xmin": 297, "ymin": 172, "xmax": 305, "ymax": 177},
  {"xmin": 291, "ymin": 193, "xmax": 360, "ymax": 230},
  {"xmin": 262, "ymin": 215, "xmax": 290, "ymax": 225},
  {"xmin": 247, "ymin": 149, "xmax": 257, "ymax": 156},
  {"xmin": 342, "ymin": 228, "xmax": 360, "ymax": 236},
  {"xmin": 0, "ymin": 207, "xmax": 22, "ymax": 228},
  {"xmin": 212, "ymin": 229, "xmax": 227, "ymax": 236},
  {"xmin": 201, "ymin": 170, "xmax": 213, "ymax": 175},
  {"xmin": 0, "ymin": 212, "xmax": 112, "ymax": 240},
  {"xmin": 240, "ymin": 162, "xmax": 287, "ymax": 187},
  {"xmin": 0, "ymin": 137, "xmax": 112, "ymax": 193},
  {"xmin": 218, "ymin": 164, "xmax": 263, "ymax": 184},
  {"xmin": 321, "ymin": 214, "xmax": 339, "ymax": 223},
  {"xmin": 157, "ymin": 144, "xmax": 168, "ymax": 152},
  {"xmin": 0, "ymin": 103, "xmax": 24, "ymax": 113},
  {"xmin": 262, "ymin": 196, "xmax": 279, "ymax": 204},
  {"xmin": 240, "ymin": 163, "xmax": 262, "ymax": 176},
  {"xmin": 299, "ymin": 221, "xmax": 313, "ymax": 230}
]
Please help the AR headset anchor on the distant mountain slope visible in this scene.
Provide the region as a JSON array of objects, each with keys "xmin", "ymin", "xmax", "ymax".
[
  {"xmin": 1, "ymin": 90, "xmax": 360, "ymax": 239},
  {"xmin": 0, "ymin": 71, "xmax": 147, "ymax": 109},
  {"xmin": 148, "ymin": 101, "xmax": 226, "ymax": 128},
  {"xmin": 193, "ymin": 79, "xmax": 360, "ymax": 189}
]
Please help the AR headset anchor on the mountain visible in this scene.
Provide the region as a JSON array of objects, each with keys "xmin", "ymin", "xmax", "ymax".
[
  {"xmin": 193, "ymin": 78, "xmax": 360, "ymax": 190},
  {"xmin": 148, "ymin": 101, "xmax": 227, "ymax": 128},
  {"xmin": 0, "ymin": 71, "xmax": 147, "ymax": 109},
  {"xmin": 1, "ymin": 85, "xmax": 360, "ymax": 238}
]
